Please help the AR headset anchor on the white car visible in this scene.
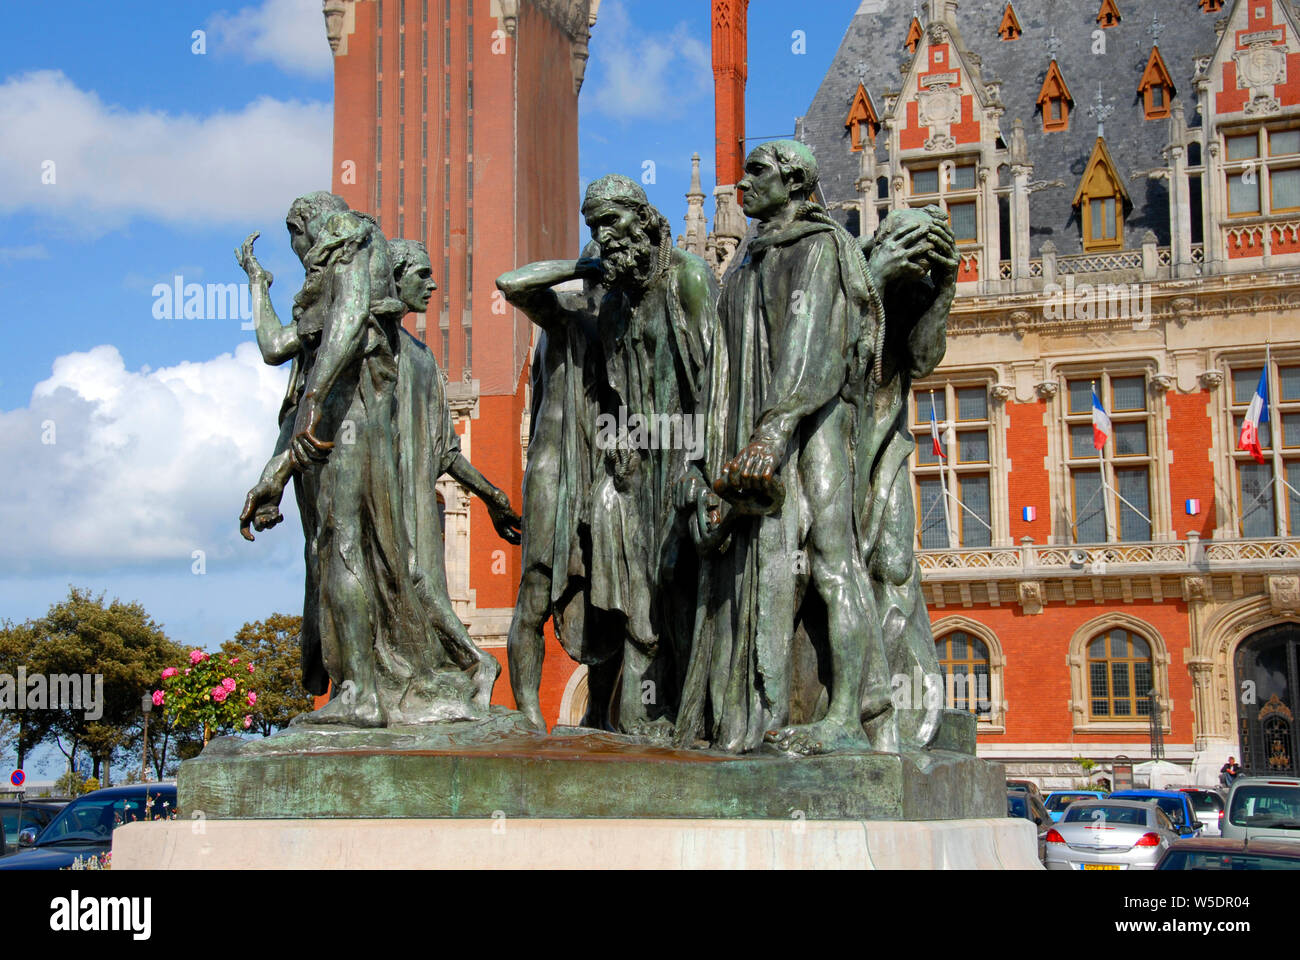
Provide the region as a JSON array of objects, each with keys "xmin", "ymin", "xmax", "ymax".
[
  {"xmin": 1221, "ymin": 776, "xmax": 1300, "ymax": 843},
  {"xmin": 1044, "ymin": 799, "xmax": 1181, "ymax": 871}
]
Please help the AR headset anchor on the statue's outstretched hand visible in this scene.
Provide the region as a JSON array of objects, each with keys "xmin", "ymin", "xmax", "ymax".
[
  {"xmin": 236, "ymin": 231, "xmax": 273, "ymax": 288},
  {"xmin": 486, "ymin": 489, "xmax": 523, "ymax": 545}
]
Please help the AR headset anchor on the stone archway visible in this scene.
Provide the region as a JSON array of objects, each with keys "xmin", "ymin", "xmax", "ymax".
[{"xmin": 1234, "ymin": 624, "xmax": 1300, "ymax": 776}]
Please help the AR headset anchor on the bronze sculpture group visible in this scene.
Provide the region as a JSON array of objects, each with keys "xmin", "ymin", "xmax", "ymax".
[{"xmin": 237, "ymin": 140, "xmax": 957, "ymax": 758}]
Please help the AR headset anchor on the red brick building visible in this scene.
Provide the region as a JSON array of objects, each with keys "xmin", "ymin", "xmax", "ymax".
[
  {"xmin": 323, "ymin": 0, "xmax": 598, "ymax": 718},
  {"xmin": 778, "ymin": 0, "xmax": 1300, "ymax": 786}
]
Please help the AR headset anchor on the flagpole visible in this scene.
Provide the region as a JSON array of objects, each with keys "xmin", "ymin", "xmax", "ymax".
[
  {"xmin": 1265, "ymin": 342, "xmax": 1287, "ymax": 538},
  {"xmin": 1095, "ymin": 380, "xmax": 1116, "ymax": 542},
  {"xmin": 932, "ymin": 390, "xmax": 956, "ymax": 547}
]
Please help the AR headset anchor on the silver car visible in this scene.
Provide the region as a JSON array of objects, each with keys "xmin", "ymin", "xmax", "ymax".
[
  {"xmin": 1044, "ymin": 799, "xmax": 1181, "ymax": 871},
  {"xmin": 1221, "ymin": 776, "xmax": 1300, "ymax": 843}
]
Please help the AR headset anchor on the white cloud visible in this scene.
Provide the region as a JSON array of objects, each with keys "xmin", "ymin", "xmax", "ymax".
[
  {"xmin": 0, "ymin": 244, "xmax": 49, "ymax": 264},
  {"xmin": 207, "ymin": 0, "xmax": 334, "ymax": 78},
  {"xmin": 0, "ymin": 343, "xmax": 295, "ymax": 574},
  {"xmin": 585, "ymin": 1, "xmax": 711, "ymax": 121},
  {"xmin": 0, "ymin": 70, "xmax": 331, "ymax": 230}
]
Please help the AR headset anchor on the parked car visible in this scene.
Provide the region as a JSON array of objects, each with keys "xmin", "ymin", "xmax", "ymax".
[
  {"xmin": 1044, "ymin": 790, "xmax": 1108, "ymax": 822},
  {"xmin": 1177, "ymin": 787, "xmax": 1227, "ymax": 838},
  {"xmin": 0, "ymin": 800, "xmax": 63, "ymax": 856},
  {"xmin": 1157, "ymin": 836, "xmax": 1300, "ymax": 870},
  {"xmin": 1007, "ymin": 790, "xmax": 1053, "ymax": 862},
  {"xmin": 1006, "ymin": 779, "xmax": 1043, "ymax": 799},
  {"xmin": 0, "ymin": 784, "xmax": 177, "ymax": 870},
  {"xmin": 1109, "ymin": 789, "xmax": 1203, "ymax": 838},
  {"xmin": 1221, "ymin": 776, "xmax": 1300, "ymax": 843},
  {"xmin": 1044, "ymin": 799, "xmax": 1181, "ymax": 870}
]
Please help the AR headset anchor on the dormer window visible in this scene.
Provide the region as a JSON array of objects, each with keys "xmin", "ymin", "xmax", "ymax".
[
  {"xmin": 844, "ymin": 83, "xmax": 880, "ymax": 153},
  {"xmin": 1199, "ymin": 0, "xmax": 1224, "ymax": 10},
  {"xmin": 1138, "ymin": 46, "xmax": 1175, "ymax": 120},
  {"xmin": 998, "ymin": 3, "xmax": 1022, "ymax": 41},
  {"xmin": 1074, "ymin": 138, "xmax": 1129, "ymax": 251},
  {"xmin": 1097, "ymin": 0, "xmax": 1122, "ymax": 27},
  {"xmin": 1037, "ymin": 60, "xmax": 1073, "ymax": 133},
  {"xmin": 905, "ymin": 16, "xmax": 923, "ymax": 55}
]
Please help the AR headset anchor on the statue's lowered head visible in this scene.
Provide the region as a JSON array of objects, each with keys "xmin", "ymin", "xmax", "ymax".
[{"xmin": 581, "ymin": 174, "xmax": 671, "ymax": 289}]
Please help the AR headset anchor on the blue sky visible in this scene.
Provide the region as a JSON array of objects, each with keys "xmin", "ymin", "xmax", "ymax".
[{"xmin": 0, "ymin": 0, "xmax": 860, "ymax": 771}]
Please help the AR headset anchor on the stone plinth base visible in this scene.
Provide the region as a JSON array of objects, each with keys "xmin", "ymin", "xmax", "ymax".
[
  {"xmin": 179, "ymin": 712, "xmax": 1003, "ymax": 821},
  {"xmin": 113, "ymin": 817, "xmax": 1040, "ymax": 869}
]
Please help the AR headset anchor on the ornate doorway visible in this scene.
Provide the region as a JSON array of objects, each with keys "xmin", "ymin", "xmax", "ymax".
[{"xmin": 1234, "ymin": 625, "xmax": 1300, "ymax": 776}]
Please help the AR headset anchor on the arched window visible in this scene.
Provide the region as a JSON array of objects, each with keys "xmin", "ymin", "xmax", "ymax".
[
  {"xmin": 936, "ymin": 630, "xmax": 993, "ymax": 720},
  {"xmin": 1087, "ymin": 628, "xmax": 1154, "ymax": 720},
  {"xmin": 1070, "ymin": 616, "xmax": 1170, "ymax": 734}
]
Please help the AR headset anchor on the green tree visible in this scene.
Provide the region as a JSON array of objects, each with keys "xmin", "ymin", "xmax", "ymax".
[
  {"xmin": 222, "ymin": 614, "xmax": 314, "ymax": 736},
  {"xmin": 25, "ymin": 588, "xmax": 186, "ymax": 782},
  {"xmin": 0, "ymin": 620, "xmax": 50, "ymax": 771}
]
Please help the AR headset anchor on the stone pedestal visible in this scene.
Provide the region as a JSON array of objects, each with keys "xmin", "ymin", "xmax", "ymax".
[{"xmin": 113, "ymin": 817, "xmax": 1041, "ymax": 869}]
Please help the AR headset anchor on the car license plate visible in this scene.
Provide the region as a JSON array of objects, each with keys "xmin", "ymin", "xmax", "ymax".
[{"xmin": 1083, "ymin": 864, "xmax": 1120, "ymax": 870}]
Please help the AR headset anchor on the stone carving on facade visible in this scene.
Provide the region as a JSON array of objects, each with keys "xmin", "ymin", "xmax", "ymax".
[
  {"xmin": 1268, "ymin": 574, "xmax": 1300, "ymax": 615},
  {"xmin": 924, "ymin": 134, "xmax": 957, "ymax": 152},
  {"xmin": 990, "ymin": 383, "xmax": 1015, "ymax": 403},
  {"xmin": 1017, "ymin": 581, "xmax": 1045, "ymax": 616},
  {"xmin": 1171, "ymin": 296, "xmax": 1195, "ymax": 326},
  {"xmin": 1182, "ymin": 575, "xmax": 1213, "ymax": 603},
  {"xmin": 1010, "ymin": 311, "xmax": 1031, "ymax": 338},
  {"xmin": 918, "ymin": 84, "xmax": 962, "ymax": 127},
  {"xmin": 1150, "ymin": 374, "xmax": 1175, "ymax": 394},
  {"xmin": 1199, "ymin": 369, "xmax": 1224, "ymax": 390},
  {"xmin": 1245, "ymin": 95, "xmax": 1282, "ymax": 117},
  {"xmin": 1035, "ymin": 381, "xmax": 1059, "ymax": 400},
  {"xmin": 1235, "ymin": 41, "xmax": 1288, "ymax": 89}
]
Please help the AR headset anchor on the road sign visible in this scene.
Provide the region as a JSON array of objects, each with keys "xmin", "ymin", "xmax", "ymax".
[{"xmin": 9, "ymin": 769, "xmax": 24, "ymax": 788}]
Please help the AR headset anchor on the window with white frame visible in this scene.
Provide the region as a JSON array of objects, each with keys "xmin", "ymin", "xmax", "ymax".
[
  {"xmin": 1223, "ymin": 127, "xmax": 1300, "ymax": 218},
  {"xmin": 1229, "ymin": 358, "xmax": 1300, "ymax": 537},
  {"xmin": 912, "ymin": 382, "xmax": 995, "ymax": 549},
  {"xmin": 1064, "ymin": 373, "xmax": 1154, "ymax": 544}
]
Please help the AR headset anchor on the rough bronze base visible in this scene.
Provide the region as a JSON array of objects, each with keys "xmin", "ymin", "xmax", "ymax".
[{"xmin": 180, "ymin": 709, "xmax": 1003, "ymax": 821}]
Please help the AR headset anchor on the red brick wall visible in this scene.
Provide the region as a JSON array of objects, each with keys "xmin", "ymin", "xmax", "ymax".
[
  {"xmin": 1007, "ymin": 399, "xmax": 1050, "ymax": 542},
  {"xmin": 938, "ymin": 602, "xmax": 1195, "ymax": 744},
  {"xmin": 1166, "ymin": 390, "xmax": 1215, "ymax": 539}
]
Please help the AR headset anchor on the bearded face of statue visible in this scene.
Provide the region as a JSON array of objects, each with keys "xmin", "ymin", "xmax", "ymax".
[{"xmin": 584, "ymin": 199, "xmax": 653, "ymax": 289}]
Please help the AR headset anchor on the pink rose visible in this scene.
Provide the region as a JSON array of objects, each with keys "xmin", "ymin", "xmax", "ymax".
[
  {"xmin": 211, "ymin": 686, "xmax": 228, "ymax": 703},
  {"xmin": 247, "ymin": 691, "xmax": 257, "ymax": 706},
  {"xmin": 221, "ymin": 677, "xmax": 237, "ymax": 692},
  {"xmin": 243, "ymin": 715, "xmax": 253, "ymax": 729},
  {"xmin": 189, "ymin": 649, "xmax": 204, "ymax": 665},
  {"xmin": 161, "ymin": 667, "xmax": 178, "ymax": 680},
  {"xmin": 230, "ymin": 657, "xmax": 239, "ymax": 664},
  {"xmin": 184, "ymin": 668, "xmax": 191, "ymax": 676},
  {"xmin": 247, "ymin": 663, "xmax": 255, "ymax": 673},
  {"xmin": 152, "ymin": 690, "xmax": 165, "ymax": 707}
]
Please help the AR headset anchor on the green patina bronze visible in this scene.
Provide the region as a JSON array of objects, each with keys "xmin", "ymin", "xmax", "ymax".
[{"xmin": 181, "ymin": 147, "xmax": 1005, "ymax": 822}]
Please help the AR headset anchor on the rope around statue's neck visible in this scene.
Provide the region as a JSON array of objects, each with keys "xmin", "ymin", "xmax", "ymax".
[{"xmin": 795, "ymin": 202, "xmax": 886, "ymax": 387}]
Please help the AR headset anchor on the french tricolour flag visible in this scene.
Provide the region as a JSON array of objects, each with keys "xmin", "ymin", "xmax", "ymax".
[
  {"xmin": 930, "ymin": 401, "xmax": 945, "ymax": 459},
  {"xmin": 1091, "ymin": 384, "xmax": 1111, "ymax": 451},
  {"xmin": 1238, "ymin": 368, "xmax": 1270, "ymax": 465}
]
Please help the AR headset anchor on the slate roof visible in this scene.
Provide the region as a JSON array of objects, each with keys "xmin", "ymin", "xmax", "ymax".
[{"xmin": 797, "ymin": 0, "xmax": 1220, "ymax": 257}]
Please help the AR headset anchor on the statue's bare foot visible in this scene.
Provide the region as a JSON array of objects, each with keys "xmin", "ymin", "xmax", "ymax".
[
  {"xmin": 470, "ymin": 652, "xmax": 500, "ymax": 716},
  {"xmin": 624, "ymin": 718, "xmax": 675, "ymax": 745},
  {"xmin": 763, "ymin": 719, "xmax": 870, "ymax": 757},
  {"xmin": 291, "ymin": 684, "xmax": 383, "ymax": 728}
]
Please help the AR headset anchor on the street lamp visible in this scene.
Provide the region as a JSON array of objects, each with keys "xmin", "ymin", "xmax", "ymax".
[{"xmin": 140, "ymin": 693, "xmax": 153, "ymax": 783}]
